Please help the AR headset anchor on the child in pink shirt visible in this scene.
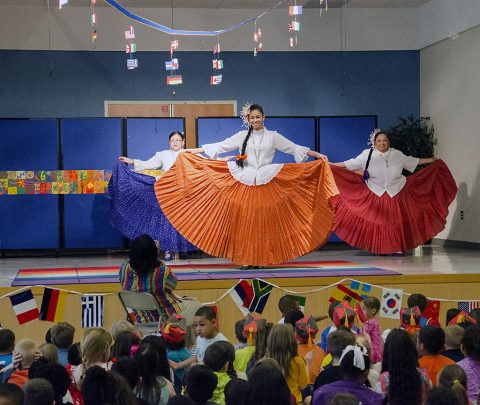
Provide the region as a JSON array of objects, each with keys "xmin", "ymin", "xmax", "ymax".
[{"xmin": 360, "ymin": 297, "xmax": 383, "ymax": 364}]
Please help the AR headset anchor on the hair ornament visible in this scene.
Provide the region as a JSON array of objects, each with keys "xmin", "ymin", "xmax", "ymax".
[
  {"xmin": 368, "ymin": 128, "xmax": 382, "ymax": 146},
  {"xmin": 129, "ymin": 343, "xmax": 140, "ymax": 358},
  {"xmin": 240, "ymin": 102, "xmax": 253, "ymax": 128},
  {"xmin": 339, "ymin": 345, "xmax": 367, "ymax": 370}
]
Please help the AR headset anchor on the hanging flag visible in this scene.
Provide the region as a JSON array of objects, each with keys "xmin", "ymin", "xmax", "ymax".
[
  {"xmin": 125, "ymin": 43, "xmax": 137, "ymax": 53},
  {"xmin": 213, "ymin": 43, "xmax": 221, "ymax": 54},
  {"xmin": 125, "ymin": 26, "xmax": 135, "ymax": 40},
  {"xmin": 59, "ymin": 0, "xmax": 69, "ymax": 9},
  {"xmin": 458, "ymin": 301, "xmax": 480, "ymax": 313},
  {"xmin": 81, "ymin": 295, "xmax": 104, "ymax": 328},
  {"xmin": 127, "ymin": 59, "xmax": 138, "ymax": 70},
  {"xmin": 422, "ymin": 299, "xmax": 441, "ymax": 322},
  {"xmin": 165, "ymin": 59, "xmax": 179, "ymax": 70},
  {"xmin": 167, "ymin": 75, "xmax": 183, "ymax": 85},
  {"xmin": 10, "ymin": 290, "xmax": 39, "ymax": 325},
  {"xmin": 39, "ymin": 288, "xmax": 67, "ymax": 322},
  {"xmin": 289, "ymin": 37, "xmax": 295, "ymax": 47},
  {"xmin": 229, "ymin": 280, "xmax": 253, "ymax": 316},
  {"xmin": 380, "ymin": 288, "xmax": 403, "ymax": 319},
  {"xmin": 248, "ymin": 279, "xmax": 273, "ymax": 314},
  {"xmin": 349, "ymin": 280, "xmax": 372, "ymax": 301},
  {"xmin": 212, "ymin": 59, "xmax": 223, "ymax": 69},
  {"xmin": 91, "ymin": 13, "xmax": 97, "ymax": 24},
  {"xmin": 288, "ymin": 21, "xmax": 301, "ymax": 31},
  {"xmin": 210, "ymin": 75, "xmax": 223, "ymax": 85},
  {"xmin": 329, "ymin": 283, "xmax": 363, "ymax": 307},
  {"xmin": 289, "ymin": 5, "xmax": 303, "ymax": 15},
  {"xmin": 170, "ymin": 40, "xmax": 179, "ymax": 51}
]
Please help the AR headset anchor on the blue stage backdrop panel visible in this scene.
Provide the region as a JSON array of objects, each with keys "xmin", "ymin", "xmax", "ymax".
[
  {"xmin": 197, "ymin": 117, "xmax": 316, "ymax": 163},
  {"xmin": 319, "ymin": 116, "xmax": 377, "ymax": 243},
  {"xmin": 0, "ymin": 119, "xmax": 59, "ymax": 249},
  {"xmin": 61, "ymin": 118, "xmax": 123, "ymax": 249},
  {"xmin": 126, "ymin": 118, "xmax": 185, "ymax": 161}
]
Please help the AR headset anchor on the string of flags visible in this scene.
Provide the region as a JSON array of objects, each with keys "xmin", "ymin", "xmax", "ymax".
[
  {"xmin": 253, "ymin": 22, "xmax": 263, "ymax": 57},
  {"xmin": 288, "ymin": 3, "xmax": 302, "ymax": 47},
  {"xmin": 125, "ymin": 26, "xmax": 138, "ymax": 70},
  {"xmin": 211, "ymin": 41, "xmax": 223, "ymax": 86},
  {"xmin": 90, "ymin": 0, "xmax": 97, "ymax": 46},
  {"xmin": 167, "ymin": 39, "xmax": 182, "ymax": 86}
]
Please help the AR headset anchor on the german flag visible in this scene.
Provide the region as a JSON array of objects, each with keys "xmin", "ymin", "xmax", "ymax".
[{"xmin": 39, "ymin": 288, "xmax": 67, "ymax": 322}]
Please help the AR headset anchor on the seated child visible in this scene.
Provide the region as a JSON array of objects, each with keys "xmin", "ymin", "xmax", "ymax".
[
  {"xmin": 3, "ymin": 339, "xmax": 36, "ymax": 388},
  {"xmin": 441, "ymin": 325, "xmax": 465, "ymax": 362},
  {"xmin": 320, "ymin": 301, "xmax": 360, "ymax": 352},
  {"xmin": 408, "ymin": 294, "xmax": 440, "ymax": 327},
  {"xmin": 295, "ymin": 316, "xmax": 325, "ymax": 384},
  {"xmin": 184, "ymin": 365, "xmax": 218, "ymax": 405},
  {"xmin": 0, "ymin": 330, "xmax": 15, "ymax": 370},
  {"xmin": 417, "ymin": 326, "xmax": 454, "ymax": 385},
  {"xmin": 278, "ymin": 295, "xmax": 300, "ymax": 324},
  {"xmin": 233, "ymin": 320, "xmax": 247, "ymax": 351},
  {"xmin": 234, "ymin": 314, "xmax": 265, "ymax": 373}
]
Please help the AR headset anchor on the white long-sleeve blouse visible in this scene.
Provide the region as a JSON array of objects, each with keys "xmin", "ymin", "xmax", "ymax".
[{"xmin": 133, "ymin": 149, "xmax": 181, "ymax": 172}]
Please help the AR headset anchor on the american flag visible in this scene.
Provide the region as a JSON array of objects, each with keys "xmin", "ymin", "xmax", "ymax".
[
  {"xmin": 458, "ymin": 301, "xmax": 480, "ymax": 313},
  {"xmin": 125, "ymin": 43, "xmax": 136, "ymax": 53},
  {"xmin": 212, "ymin": 59, "xmax": 223, "ymax": 69},
  {"xmin": 81, "ymin": 295, "xmax": 104, "ymax": 328},
  {"xmin": 165, "ymin": 59, "xmax": 179, "ymax": 70},
  {"xmin": 289, "ymin": 5, "xmax": 302, "ymax": 16},
  {"xmin": 127, "ymin": 59, "xmax": 138, "ymax": 70},
  {"xmin": 210, "ymin": 74, "xmax": 222, "ymax": 85},
  {"xmin": 125, "ymin": 26, "xmax": 135, "ymax": 40}
]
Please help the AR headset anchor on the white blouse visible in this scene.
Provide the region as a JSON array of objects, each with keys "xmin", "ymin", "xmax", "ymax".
[
  {"xmin": 345, "ymin": 148, "xmax": 419, "ymax": 197},
  {"xmin": 133, "ymin": 149, "xmax": 181, "ymax": 172},
  {"xmin": 202, "ymin": 128, "xmax": 310, "ymax": 186}
]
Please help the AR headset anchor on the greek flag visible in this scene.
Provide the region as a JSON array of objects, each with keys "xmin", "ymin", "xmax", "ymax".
[{"xmin": 81, "ymin": 295, "xmax": 104, "ymax": 328}]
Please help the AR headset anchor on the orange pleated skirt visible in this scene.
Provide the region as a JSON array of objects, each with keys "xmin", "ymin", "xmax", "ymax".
[{"xmin": 154, "ymin": 153, "xmax": 339, "ymax": 266}]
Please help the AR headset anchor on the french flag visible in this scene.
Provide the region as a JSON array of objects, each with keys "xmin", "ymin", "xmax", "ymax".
[{"xmin": 10, "ymin": 290, "xmax": 39, "ymax": 324}]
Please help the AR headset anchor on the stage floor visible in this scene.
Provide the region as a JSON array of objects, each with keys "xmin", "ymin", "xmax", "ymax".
[{"xmin": 1, "ymin": 244, "xmax": 480, "ymax": 288}]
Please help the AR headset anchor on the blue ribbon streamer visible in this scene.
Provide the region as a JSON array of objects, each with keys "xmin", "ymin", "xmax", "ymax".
[{"xmin": 104, "ymin": 0, "xmax": 284, "ymax": 36}]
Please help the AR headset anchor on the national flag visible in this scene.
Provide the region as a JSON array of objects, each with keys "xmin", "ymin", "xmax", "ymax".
[
  {"xmin": 248, "ymin": 279, "xmax": 273, "ymax": 314},
  {"xmin": 127, "ymin": 59, "xmax": 138, "ymax": 70},
  {"xmin": 286, "ymin": 294, "xmax": 306, "ymax": 313},
  {"xmin": 229, "ymin": 280, "xmax": 253, "ymax": 316},
  {"xmin": 125, "ymin": 26, "xmax": 135, "ymax": 40},
  {"xmin": 289, "ymin": 37, "xmax": 295, "ymax": 47},
  {"xmin": 10, "ymin": 290, "xmax": 39, "ymax": 325},
  {"xmin": 59, "ymin": 0, "xmax": 69, "ymax": 9},
  {"xmin": 380, "ymin": 288, "xmax": 403, "ymax": 319},
  {"xmin": 125, "ymin": 43, "xmax": 137, "ymax": 53},
  {"xmin": 213, "ymin": 43, "xmax": 221, "ymax": 54},
  {"xmin": 329, "ymin": 283, "xmax": 363, "ymax": 307},
  {"xmin": 170, "ymin": 40, "xmax": 179, "ymax": 50},
  {"xmin": 422, "ymin": 300, "xmax": 441, "ymax": 321},
  {"xmin": 458, "ymin": 301, "xmax": 480, "ymax": 313},
  {"xmin": 91, "ymin": 13, "xmax": 96, "ymax": 24},
  {"xmin": 289, "ymin": 5, "xmax": 302, "ymax": 16},
  {"xmin": 39, "ymin": 288, "xmax": 67, "ymax": 322},
  {"xmin": 81, "ymin": 295, "xmax": 104, "ymax": 328},
  {"xmin": 253, "ymin": 32, "xmax": 259, "ymax": 42},
  {"xmin": 210, "ymin": 74, "xmax": 222, "ymax": 85},
  {"xmin": 212, "ymin": 59, "xmax": 223, "ymax": 69},
  {"xmin": 165, "ymin": 59, "xmax": 179, "ymax": 70},
  {"xmin": 289, "ymin": 21, "xmax": 300, "ymax": 31},
  {"xmin": 166, "ymin": 75, "xmax": 183, "ymax": 85},
  {"xmin": 349, "ymin": 280, "xmax": 372, "ymax": 301}
]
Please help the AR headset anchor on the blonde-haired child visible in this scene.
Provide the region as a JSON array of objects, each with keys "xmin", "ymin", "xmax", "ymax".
[
  {"xmin": 5, "ymin": 338, "xmax": 36, "ymax": 388},
  {"xmin": 266, "ymin": 323, "xmax": 309, "ymax": 405},
  {"xmin": 67, "ymin": 328, "xmax": 113, "ymax": 405}
]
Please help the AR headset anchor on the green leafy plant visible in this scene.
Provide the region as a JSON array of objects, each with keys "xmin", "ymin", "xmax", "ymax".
[{"xmin": 388, "ymin": 116, "xmax": 437, "ymax": 159}]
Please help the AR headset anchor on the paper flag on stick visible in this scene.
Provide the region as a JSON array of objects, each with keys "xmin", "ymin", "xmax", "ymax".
[
  {"xmin": 289, "ymin": 5, "xmax": 302, "ymax": 15},
  {"xmin": 167, "ymin": 75, "xmax": 183, "ymax": 85},
  {"xmin": 165, "ymin": 59, "xmax": 179, "ymax": 70},
  {"xmin": 125, "ymin": 26, "xmax": 135, "ymax": 39},
  {"xmin": 210, "ymin": 75, "xmax": 223, "ymax": 85},
  {"xmin": 10, "ymin": 290, "xmax": 39, "ymax": 325},
  {"xmin": 380, "ymin": 288, "xmax": 403, "ymax": 319},
  {"xmin": 212, "ymin": 59, "xmax": 223, "ymax": 69}
]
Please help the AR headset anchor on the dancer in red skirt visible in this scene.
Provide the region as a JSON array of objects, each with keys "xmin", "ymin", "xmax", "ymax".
[{"xmin": 330, "ymin": 129, "xmax": 457, "ymax": 254}]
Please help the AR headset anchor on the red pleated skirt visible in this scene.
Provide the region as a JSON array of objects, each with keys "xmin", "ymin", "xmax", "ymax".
[{"xmin": 331, "ymin": 160, "xmax": 457, "ymax": 254}]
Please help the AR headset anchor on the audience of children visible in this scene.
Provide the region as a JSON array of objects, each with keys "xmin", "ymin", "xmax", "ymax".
[{"xmin": 3, "ymin": 290, "xmax": 480, "ymax": 405}]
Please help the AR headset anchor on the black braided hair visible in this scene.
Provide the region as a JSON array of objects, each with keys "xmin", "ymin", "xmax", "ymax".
[
  {"xmin": 363, "ymin": 130, "xmax": 389, "ymax": 182},
  {"xmin": 168, "ymin": 131, "xmax": 185, "ymax": 141},
  {"xmin": 236, "ymin": 104, "xmax": 264, "ymax": 168}
]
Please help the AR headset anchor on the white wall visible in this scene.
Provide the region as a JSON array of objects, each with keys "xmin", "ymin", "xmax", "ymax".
[{"xmin": 420, "ymin": 25, "xmax": 480, "ymax": 244}]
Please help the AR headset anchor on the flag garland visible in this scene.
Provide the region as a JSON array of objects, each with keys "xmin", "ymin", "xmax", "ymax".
[
  {"xmin": 81, "ymin": 295, "xmax": 104, "ymax": 328},
  {"xmin": 167, "ymin": 39, "xmax": 182, "ymax": 87},
  {"xmin": 288, "ymin": 3, "xmax": 302, "ymax": 47},
  {"xmin": 125, "ymin": 25, "xmax": 138, "ymax": 70},
  {"xmin": 39, "ymin": 288, "xmax": 67, "ymax": 322},
  {"xmin": 211, "ymin": 41, "xmax": 223, "ymax": 85},
  {"xmin": 90, "ymin": 0, "xmax": 97, "ymax": 46}
]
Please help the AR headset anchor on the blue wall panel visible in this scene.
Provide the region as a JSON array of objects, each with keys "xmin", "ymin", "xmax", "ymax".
[
  {"xmin": 61, "ymin": 118, "xmax": 123, "ymax": 248},
  {"xmin": 126, "ymin": 118, "xmax": 185, "ymax": 161},
  {"xmin": 197, "ymin": 117, "xmax": 316, "ymax": 163},
  {"xmin": 0, "ymin": 119, "xmax": 59, "ymax": 249}
]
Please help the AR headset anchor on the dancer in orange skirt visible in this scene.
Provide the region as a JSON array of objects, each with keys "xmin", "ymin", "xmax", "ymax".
[
  {"xmin": 330, "ymin": 129, "xmax": 457, "ymax": 254},
  {"xmin": 154, "ymin": 104, "xmax": 339, "ymax": 266}
]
